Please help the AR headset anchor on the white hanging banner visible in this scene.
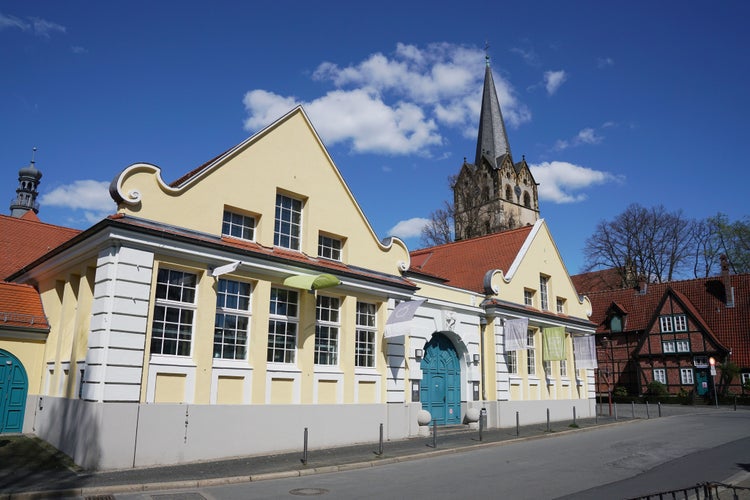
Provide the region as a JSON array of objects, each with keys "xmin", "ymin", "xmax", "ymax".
[
  {"xmin": 573, "ymin": 335, "xmax": 598, "ymax": 369},
  {"xmin": 384, "ymin": 299, "xmax": 425, "ymax": 338},
  {"xmin": 504, "ymin": 318, "xmax": 529, "ymax": 351}
]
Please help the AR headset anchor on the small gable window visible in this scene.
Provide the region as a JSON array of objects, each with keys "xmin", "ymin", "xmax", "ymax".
[
  {"xmin": 274, "ymin": 194, "xmax": 303, "ymax": 250},
  {"xmin": 222, "ymin": 210, "xmax": 255, "ymax": 241},
  {"xmin": 318, "ymin": 234, "xmax": 342, "ymax": 261},
  {"xmin": 660, "ymin": 314, "xmax": 687, "ymax": 333},
  {"xmin": 610, "ymin": 315, "xmax": 623, "ymax": 333}
]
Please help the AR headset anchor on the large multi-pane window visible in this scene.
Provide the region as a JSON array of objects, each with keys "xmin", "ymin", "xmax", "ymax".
[
  {"xmin": 318, "ymin": 234, "xmax": 342, "ymax": 261},
  {"xmin": 355, "ymin": 301, "xmax": 377, "ymax": 368},
  {"xmin": 507, "ymin": 351, "xmax": 517, "ymax": 374},
  {"xmin": 675, "ymin": 340, "xmax": 690, "ymax": 352},
  {"xmin": 213, "ymin": 279, "xmax": 251, "ymax": 360},
  {"xmin": 680, "ymin": 368, "xmax": 694, "ymax": 385},
  {"xmin": 315, "ymin": 295, "xmax": 340, "ymax": 365},
  {"xmin": 673, "ymin": 315, "xmax": 687, "ymax": 332},
  {"xmin": 539, "ymin": 276, "xmax": 549, "ymax": 310},
  {"xmin": 274, "ymin": 194, "xmax": 302, "ymax": 250},
  {"xmin": 659, "ymin": 316, "xmax": 673, "ymax": 332},
  {"xmin": 654, "ymin": 368, "xmax": 667, "ymax": 385},
  {"xmin": 151, "ymin": 268, "xmax": 197, "ymax": 356},
  {"xmin": 560, "ymin": 358, "xmax": 568, "ymax": 377},
  {"xmin": 527, "ymin": 330, "xmax": 536, "ymax": 375},
  {"xmin": 222, "ymin": 210, "xmax": 255, "ymax": 241},
  {"xmin": 660, "ymin": 314, "xmax": 687, "ymax": 332},
  {"xmin": 267, "ymin": 288, "xmax": 299, "ymax": 363},
  {"xmin": 662, "ymin": 341, "xmax": 676, "ymax": 353},
  {"xmin": 543, "ymin": 360, "xmax": 552, "ymax": 378}
]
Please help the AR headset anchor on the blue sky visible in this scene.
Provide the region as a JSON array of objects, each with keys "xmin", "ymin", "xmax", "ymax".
[{"xmin": 2, "ymin": 1, "xmax": 749, "ymax": 275}]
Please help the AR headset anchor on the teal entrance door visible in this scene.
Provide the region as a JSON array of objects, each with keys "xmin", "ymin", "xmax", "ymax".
[
  {"xmin": 695, "ymin": 369, "xmax": 709, "ymax": 396},
  {"xmin": 0, "ymin": 350, "xmax": 28, "ymax": 433},
  {"xmin": 420, "ymin": 333, "xmax": 461, "ymax": 425}
]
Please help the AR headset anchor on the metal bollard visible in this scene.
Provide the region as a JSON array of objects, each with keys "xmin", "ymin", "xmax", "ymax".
[
  {"xmin": 631, "ymin": 401, "xmax": 635, "ymax": 419},
  {"xmin": 734, "ymin": 396, "xmax": 737, "ymax": 411},
  {"xmin": 432, "ymin": 419, "xmax": 437, "ymax": 448},
  {"xmin": 646, "ymin": 402, "xmax": 650, "ymax": 419},
  {"xmin": 573, "ymin": 406, "xmax": 577, "ymax": 427},
  {"xmin": 516, "ymin": 411, "xmax": 520, "ymax": 436},
  {"xmin": 301, "ymin": 427, "xmax": 308, "ymax": 465},
  {"xmin": 376, "ymin": 423, "xmax": 384, "ymax": 456},
  {"xmin": 479, "ymin": 415, "xmax": 484, "ymax": 441},
  {"xmin": 614, "ymin": 402, "xmax": 618, "ymax": 421},
  {"xmin": 546, "ymin": 408, "xmax": 551, "ymax": 432},
  {"xmin": 658, "ymin": 402, "xmax": 662, "ymax": 417}
]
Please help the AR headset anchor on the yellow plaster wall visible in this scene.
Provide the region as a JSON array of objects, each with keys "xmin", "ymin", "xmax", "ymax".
[
  {"xmin": 0, "ymin": 339, "xmax": 46, "ymax": 395},
  {"xmin": 113, "ymin": 110, "xmax": 409, "ymax": 276}
]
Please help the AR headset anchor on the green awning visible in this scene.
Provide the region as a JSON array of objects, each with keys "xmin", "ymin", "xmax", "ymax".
[{"xmin": 283, "ymin": 273, "xmax": 341, "ymax": 291}]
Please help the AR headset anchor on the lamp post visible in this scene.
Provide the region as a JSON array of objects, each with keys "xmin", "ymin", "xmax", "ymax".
[{"xmin": 601, "ymin": 337, "xmax": 613, "ymax": 416}]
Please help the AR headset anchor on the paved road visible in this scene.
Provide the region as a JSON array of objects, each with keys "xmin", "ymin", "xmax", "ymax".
[{"xmin": 113, "ymin": 409, "xmax": 750, "ymax": 500}]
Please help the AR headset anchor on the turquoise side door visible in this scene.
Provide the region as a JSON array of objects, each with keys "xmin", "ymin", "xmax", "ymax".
[
  {"xmin": 0, "ymin": 350, "xmax": 28, "ymax": 433},
  {"xmin": 695, "ymin": 370, "xmax": 709, "ymax": 396},
  {"xmin": 420, "ymin": 333, "xmax": 461, "ymax": 425}
]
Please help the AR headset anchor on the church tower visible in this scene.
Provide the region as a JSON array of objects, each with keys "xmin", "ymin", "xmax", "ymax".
[
  {"xmin": 9, "ymin": 148, "xmax": 42, "ymax": 218},
  {"xmin": 453, "ymin": 57, "xmax": 539, "ymax": 240}
]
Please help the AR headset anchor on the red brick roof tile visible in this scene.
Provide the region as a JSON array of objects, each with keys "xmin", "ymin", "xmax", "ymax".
[
  {"xmin": 0, "ymin": 215, "xmax": 80, "ymax": 279},
  {"xmin": 409, "ymin": 225, "xmax": 533, "ymax": 293},
  {"xmin": 0, "ymin": 281, "xmax": 49, "ymax": 331}
]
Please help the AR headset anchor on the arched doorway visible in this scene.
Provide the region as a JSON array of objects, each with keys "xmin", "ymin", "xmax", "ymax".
[
  {"xmin": 0, "ymin": 349, "xmax": 28, "ymax": 433},
  {"xmin": 420, "ymin": 333, "xmax": 461, "ymax": 425}
]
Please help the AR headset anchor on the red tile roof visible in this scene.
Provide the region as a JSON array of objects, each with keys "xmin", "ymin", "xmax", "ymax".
[
  {"xmin": 571, "ymin": 267, "xmax": 626, "ymax": 293},
  {"xmin": 581, "ymin": 274, "xmax": 750, "ymax": 368},
  {"xmin": 0, "ymin": 215, "xmax": 81, "ymax": 279},
  {"xmin": 409, "ymin": 225, "xmax": 533, "ymax": 293},
  {"xmin": 0, "ymin": 281, "xmax": 49, "ymax": 331}
]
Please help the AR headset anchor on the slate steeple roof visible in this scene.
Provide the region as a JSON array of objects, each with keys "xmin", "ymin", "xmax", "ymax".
[{"xmin": 474, "ymin": 57, "xmax": 512, "ymax": 169}]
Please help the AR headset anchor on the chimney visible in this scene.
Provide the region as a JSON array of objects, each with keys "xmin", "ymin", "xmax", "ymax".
[
  {"xmin": 720, "ymin": 254, "xmax": 735, "ymax": 307},
  {"xmin": 636, "ymin": 276, "xmax": 648, "ymax": 295}
]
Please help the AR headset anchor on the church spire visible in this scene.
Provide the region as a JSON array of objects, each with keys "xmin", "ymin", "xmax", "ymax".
[
  {"xmin": 474, "ymin": 57, "xmax": 512, "ymax": 168},
  {"xmin": 10, "ymin": 147, "xmax": 42, "ymax": 217}
]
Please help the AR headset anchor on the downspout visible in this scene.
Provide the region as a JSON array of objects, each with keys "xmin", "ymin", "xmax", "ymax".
[{"xmin": 480, "ymin": 315, "xmax": 488, "ymax": 401}]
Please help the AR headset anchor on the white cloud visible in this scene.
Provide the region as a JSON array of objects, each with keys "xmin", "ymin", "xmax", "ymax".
[
  {"xmin": 510, "ymin": 46, "xmax": 539, "ymax": 66},
  {"xmin": 544, "ymin": 70, "xmax": 567, "ymax": 95},
  {"xmin": 530, "ymin": 161, "xmax": 622, "ymax": 203},
  {"xmin": 39, "ymin": 180, "xmax": 114, "ymax": 220},
  {"xmin": 388, "ymin": 217, "xmax": 431, "ymax": 239},
  {"xmin": 244, "ymin": 43, "xmax": 531, "ymax": 157},
  {"xmin": 553, "ymin": 127, "xmax": 604, "ymax": 151},
  {"xmin": 597, "ymin": 57, "xmax": 614, "ymax": 69},
  {"xmin": 0, "ymin": 13, "xmax": 65, "ymax": 37}
]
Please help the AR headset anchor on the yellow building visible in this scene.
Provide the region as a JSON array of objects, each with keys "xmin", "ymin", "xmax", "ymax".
[{"xmin": 6, "ymin": 100, "xmax": 596, "ymax": 470}]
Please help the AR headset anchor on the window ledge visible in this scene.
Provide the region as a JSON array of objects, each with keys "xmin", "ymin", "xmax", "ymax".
[
  {"xmin": 149, "ymin": 355, "xmax": 196, "ymax": 367},
  {"xmin": 267, "ymin": 363, "xmax": 301, "ymax": 374},
  {"xmin": 528, "ymin": 376, "xmax": 540, "ymax": 386},
  {"xmin": 354, "ymin": 368, "xmax": 380, "ymax": 377},
  {"xmin": 314, "ymin": 367, "xmax": 344, "ymax": 376},
  {"xmin": 212, "ymin": 359, "xmax": 252, "ymax": 370}
]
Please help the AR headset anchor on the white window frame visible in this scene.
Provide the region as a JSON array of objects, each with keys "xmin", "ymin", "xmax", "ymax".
[
  {"xmin": 222, "ymin": 210, "xmax": 255, "ymax": 241},
  {"xmin": 267, "ymin": 287, "xmax": 299, "ymax": 364},
  {"xmin": 318, "ymin": 234, "xmax": 343, "ymax": 261},
  {"xmin": 680, "ymin": 367, "xmax": 694, "ymax": 385},
  {"xmin": 213, "ymin": 278, "xmax": 252, "ymax": 361},
  {"xmin": 150, "ymin": 268, "xmax": 197, "ymax": 357},
  {"xmin": 741, "ymin": 373, "xmax": 750, "ymax": 386},
  {"xmin": 315, "ymin": 295, "xmax": 340, "ymax": 366},
  {"xmin": 527, "ymin": 330, "xmax": 536, "ymax": 375},
  {"xmin": 274, "ymin": 194, "xmax": 303, "ymax": 250},
  {"xmin": 654, "ymin": 368, "xmax": 666, "ymax": 384},
  {"xmin": 355, "ymin": 301, "xmax": 377, "ymax": 368},
  {"xmin": 524, "ymin": 289, "xmax": 534, "ymax": 307},
  {"xmin": 675, "ymin": 340, "xmax": 690, "ymax": 353},
  {"xmin": 560, "ymin": 358, "xmax": 568, "ymax": 377},
  {"xmin": 659, "ymin": 316, "xmax": 674, "ymax": 333},
  {"xmin": 506, "ymin": 350, "xmax": 517, "ymax": 374},
  {"xmin": 673, "ymin": 314, "xmax": 687, "ymax": 332},
  {"xmin": 539, "ymin": 275, "xmax": 549, "ymax": 311},
  {"xmin": 662, "ymin": 341, "xmax": 676, "ymax": 353},
  {"xmin": 556, "ymin": 297, "xmax": 565, "ymax": 314}
]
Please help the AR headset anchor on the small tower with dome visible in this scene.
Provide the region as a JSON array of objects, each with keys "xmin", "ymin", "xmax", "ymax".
[{"xmin": 9, "ymin": 148, "xmax": 42, "ymax": 218}]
